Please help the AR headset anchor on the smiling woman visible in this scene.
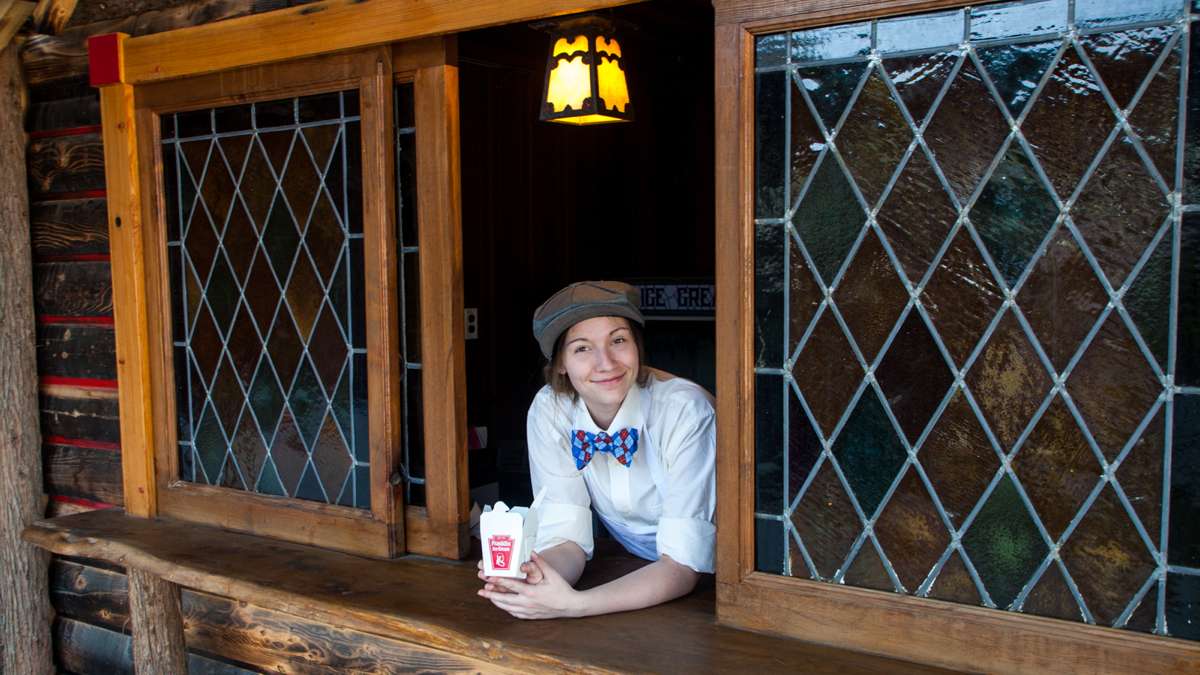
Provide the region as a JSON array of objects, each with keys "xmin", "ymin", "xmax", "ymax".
[{"xmin": 476, "ymin": 280, "xmax": 717, "ymax": 619}]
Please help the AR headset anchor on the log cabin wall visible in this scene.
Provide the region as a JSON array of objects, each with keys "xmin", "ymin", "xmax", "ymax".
[{"xmin": 23, "ymin": 1, "xmax": 450, "ymax": 671}]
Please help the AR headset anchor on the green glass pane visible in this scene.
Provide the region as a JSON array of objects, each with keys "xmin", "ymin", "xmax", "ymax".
[
  {"xmin": 229, "ymin": 407, "xmax": 266, "ymax": 493},
  {"xmin": 1129, "ymin": 43, "xmax": 1181, "ymax": 192},
  {"xmin": 875, "ymin": 468, "xmax": 951, "ymax": 592},
  {"xmin": 248, "ymin": 357, "xmax": 283, "ymax": 446},
  {"xmin": 832, "ymin": 388, "xmax": 908, "ymax": 518},
  {"xmin": 346, "ymin": 121, "xmax": 362, "ymax": 235},
  {"xmin": 1126, "ymin": 231, "xmax": 1172, "ymax": 371},
  {"xmin": 288, "ymin": 357, "xmax": 327, "ymax": 449},
  {"xmin": 1185, "ymin": 23, "xmax": 1200, "ymax": 203},
  {"xmin": 355, "ymin": 466, "xmax": 372, "ymax": 509},
  {"xmin": 790, "ymin": 22, "xmax": 869, "ymax": 64},
  {"xmin": 876, "ymin": 310, "xmax": 954, "ymax": 444},
  {"xmin": 1116, "ymin": 407, "xmax": 1164, "ymax": 538},
  {"xmin": 285, "ymin": 254, "xmax": 323, "ymax": 342},
  {"xmin": 256, "ymin": 458, "xmax": 286, "ymax": 497},
  {"xmin": 1068, "ymin": 314, "xmax": 1161, "ymax": 461},
  {"xmin": 885, "ymin": 52, "xmax": 957, "ymax": 128},
  {"xmin": 1080, "ymin": 27, "xmax": 1173, "ymax": 112},
  {"xmin": 925, "ymin": 57, "xmax": 1010, "ymax": 202},
  {"xmin": 1170, "ymin": 394, "xmax": 1200, "ymax": 566},
  {"xmin": 199, "ymin": 142, "xmax": 236, "ymax": 232},
  {"xmin": 792, "ymin": 311, "xmax": 862, "ymax": 438},
  {"xmin": 787, "ymin": 531, "xmax": 809, "ymax": 578},
  {"xmin": 205, "ymin": 254, "xmax": 239, "ymax": 337},
  {"xmin": 218, "ymin": 135, "xmax": 251, "ymax": 177},
  {"xmin": 308, "ymin": 303, "xmax": 347, "ymax": 395},
  {"xmin": 305, "ymin": 194, "xmax": 344, "ymax": 283},
  {"xmin": 354, "ymin": 353, "xmax": 371, "ymax": 464},
  {"xmin": 795, "ymin": 62, "xmax": 867, "ymax": 133},
  {"xmin": 792, "ymin": 459, "xmax": 861, "ymax": 578},
  {"xmin": 178, "ymin": 443, "xmax": 194, "ymax": 483},
  {"xmin": 332, "ymin": 363, "xmax": 352, "ymax": 447},
  {"xmin": 162, "ymin": 143, "xmax": 181, "ymax": 241},
  {"xmin": 258, "ymin": 129, "xmax": 293, "ymax": 176},
  {"xmin": 222, "ymin": 201, "xmax": 257, "ymax": 283},
  {"xmin": 184, "ymin": 206, "xmax": 219, "ymax": 284},
  {"xmin": 194, "ymin": 403, "xmax": 226, "ymax": 485},
  {"xmin": 294, "ymin": 463, "xmax": 326, "ymax": 502},
  {"xmin": 788, "ymin": 230, "xmax": 822, "ymax": 358},
  {"xmin": 262, "ymin": 192, "xmax": 300, "ymax": 282},
  {"xmin": 920, "ymin": 392, "xmax": 1000, "ymax": 526},
  {"xmin": 794, "ymin": 154, "xmax": 865, "ymax": 285},
  {"xmin": 351, "ymin": 239, "xmax": 366, "ymax": 351},
  {"xmin": 755, "ymin": 374, "xmax": 784, "ymax": 513},
  {"xmin": 1022, "ymin": 564, "xmax": 1083, "ymax": 622},
  {"xmin": 962, "ymin": 474, "xmax": 1049, "ymax": 609},
  {"xmin": 189, "ymin": 305, "xmax": 222, "ymax": 386},
  {"xmin": 754, "ymin": 220, "xmax": 785, "ymax": 367},
  {"xmin": 266, "ymin": 309, "xmax": 303, "ymax": 391},
  {"xmin": 1019, "ymin": 229, "xmax": 1108, "ymax": 371},
  {"xmin": 1013, "ymin": 396, "xmax": 1101, "ymax": 540},
  {"xmin": 1062, "ymin": 487, "xmax": 1157, "ymax": 625},
  {"xmin": 755, "ymin": 71, "xmax": 786, "ymax": 218},
  {"xmin": 209, "ymin": 354, "xmax": 244, "ymax": 439},
  {"xmin": 225, "ymin": 304, "xmax": 262, "ymax": 388},
  {"xmin": 282, "ymin": 136, "xmax": 321, "ymax": 230},
  {"xmin": 1125, "ymin": 588, "xmax": 1158, "ymax": 633},
  {"xmin": 1072, "ymin": 134, "xmax": 1170, "ymax": 289},
  {"xmin": 969, "ymin": 0, "xmax": 1066, "ymax": 42},
  {"xmin": 976, "ymin": 40, "xmax": 1059, "ymax": 119},
  {"xmin": 970, "ymin": 141, "xmax": 1058, "ymax": 288},
  {"xmin": 966, "ymin": 311, "xmax": 1052, "ymax": 452},
  {"xmin": 402, "ymin": 250, "xmax": 419, "ymax": 360},
  {"xmin": 298, "ymin": 91, "xmax": 340, "ymax": 124},
  {"xmin": 243, "ymin": 249, "xmax": 280, "ymax": 337},
  {"xmin": 241, "ymin": 139, "xmax": 276, "ymax": 227},
  {"xmin": 789, "ymin": 384, "xmax": 822, "ymax": 505}
]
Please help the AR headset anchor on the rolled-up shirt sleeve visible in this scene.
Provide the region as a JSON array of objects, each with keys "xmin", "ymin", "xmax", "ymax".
[
  {"xmin": 654, "ymin": 396, "xmax": 717, "ymax": 574},
  {"xmin": 527, "ymin": 389, "xmax": 594, "ymax": 558}
]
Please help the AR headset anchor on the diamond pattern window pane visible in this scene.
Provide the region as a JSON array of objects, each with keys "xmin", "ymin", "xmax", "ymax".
[
  {"xmin": 753, "ymin": 0, "xmax": 1195, "ymax": 640},
  {"xmin": 164, "ymin": 90, "xmax": 368, "ymax": 509}
]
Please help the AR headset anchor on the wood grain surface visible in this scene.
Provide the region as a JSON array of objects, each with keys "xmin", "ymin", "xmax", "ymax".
[
  {"xmin": 40, "ymin": 384, "xmax": 121, "ymax": 444},
  {"xmin": 27, "ymin": 132, "xmax": 105, "ymax": 195},
  {"xmin": 37, "ymin": 323, "xmax": 116, "ymax": 379},
  {"xmin": 33, "ymin": 261, "xmax": 113, "ymax": 316},
  {"xmin": 25, "ymin": 509, "xmax": 951, "ymax": 674},
  {"xmin": 31, "ymin": 198, "xmax": 109, "ymax": 257},
  {"xmin": 43, "ymin": 442, "xmax": 123, "ymax": 505}
]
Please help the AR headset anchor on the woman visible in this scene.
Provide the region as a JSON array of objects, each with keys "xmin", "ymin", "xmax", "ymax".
[{"xmin": 478, "ymin": 280, "xmax": 716, "ymax": 619}]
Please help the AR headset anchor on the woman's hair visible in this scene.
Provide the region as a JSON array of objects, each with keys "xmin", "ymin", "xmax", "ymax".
[{"xmin": 543, "ymin": 319, "xmax": 650, "ymax": 399}]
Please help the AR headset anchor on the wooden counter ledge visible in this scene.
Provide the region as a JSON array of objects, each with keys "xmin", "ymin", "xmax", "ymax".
[{"xmin": 24, "ymin": 509, "xmax": 958, "ymax": 673}]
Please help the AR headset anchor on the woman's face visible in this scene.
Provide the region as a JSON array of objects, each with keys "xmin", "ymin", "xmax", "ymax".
[{"xmin": 558, "ymin": 316, "xmax": 639, "ymax": 422}]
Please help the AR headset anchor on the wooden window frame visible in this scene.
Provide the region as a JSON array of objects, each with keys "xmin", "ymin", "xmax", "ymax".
[
  {"xmin": 711, "ymin": 0, "xmax": 1200, "ymax": 672},
  {"xmin": 96, "ymin": 0, "xmax": 637, "ymax": 559}
]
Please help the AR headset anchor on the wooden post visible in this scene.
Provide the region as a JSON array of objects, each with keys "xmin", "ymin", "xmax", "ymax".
[
  {"xmin": 126, "ymin": 568, "xmax": 187, "ymax": 674},
  {"xmin": 0, "ymin": 40, "xmax": 54, "ymax": 675}
]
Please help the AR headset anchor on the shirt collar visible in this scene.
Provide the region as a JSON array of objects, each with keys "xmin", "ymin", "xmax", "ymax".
[{"xmin": 571, "ymin": 383, "xmax": 644, "ymax": 434}]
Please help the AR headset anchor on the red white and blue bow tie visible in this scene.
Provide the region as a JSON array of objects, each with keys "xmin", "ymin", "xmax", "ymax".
[{"xmin": 571, "ymin": 428, "xmax": 639, "ymax": 470}]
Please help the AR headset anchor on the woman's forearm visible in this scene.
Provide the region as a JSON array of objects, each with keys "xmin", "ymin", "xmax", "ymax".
[
  {"xmin": 572, "ymin": 555, "xmax": 698, "ymax": 617},
  {"xmin": 535, "ymin": 541, "xmax": 587, "ymax": 586}
]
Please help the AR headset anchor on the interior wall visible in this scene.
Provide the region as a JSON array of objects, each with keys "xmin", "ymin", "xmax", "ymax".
[{"xmin": 458, "ymin": 0, "xmax": 715, "ymax": 504}]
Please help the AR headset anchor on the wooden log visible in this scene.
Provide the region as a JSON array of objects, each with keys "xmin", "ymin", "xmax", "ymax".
[
  {"xmin": 31, "ymin": 199, "xmax": 108, "ymax": 257},
  {"xmin": 40, "ymin": 383, "xmax": 121, "ymax": 444},
  {"xmin": 37, "ymin": 322, "xmax": 117, "ymax": 379},
  {"xmin": 55, "ymin": 616, "xmax": 259, "ymax": 675},
  {"xmin": 126, "ymin": 568, "xmax": 188, "ymax": 675},
  {"xmin": 67, "ymin": 0, "xmax": 192, "ymax": 28},
  {"xmin": 0, "ymin": 40, "xmax": 54, "ymax": 675},
  {"xmin": 22, "ymin": 0, "xmax": 288, "ymax": 86},
  {"xmin": 27, "ymin": 131, "xmax": 104, "ymax": 195},
  {"xmin": 31, "ymin": 0, "xmax": 78, "ymax": 35},
  {"xmin": 44, "ymin": 442, "xmax": 124, "ymax": 505},
  {"xmin": 0, "ymin": 2, "xmax": 34, "ymax": 52},
  {"xmin": 33, "ymin": 261, "xmax": 113, "ymax": 316},
  {"xmin": 29, "ymin": 93, "xmax": 100, "ymax": 130},
  {"xmin": 51, "ymin": 558, "xmax": 514, "ymax": 673}
]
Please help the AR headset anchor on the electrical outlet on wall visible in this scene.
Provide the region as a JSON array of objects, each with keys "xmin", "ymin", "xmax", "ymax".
[{"xmin": 465, "ymin": 307, "xmax": 478, "ymax": 340}]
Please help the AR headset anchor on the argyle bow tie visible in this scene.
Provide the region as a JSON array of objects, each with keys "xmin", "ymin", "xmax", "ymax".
[{"xmin": 570, "ymin": 428, "xmax": 639, "ymax": 470}]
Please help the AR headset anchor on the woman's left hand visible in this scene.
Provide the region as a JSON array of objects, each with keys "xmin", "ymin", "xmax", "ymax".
[{"xmin": 477, "ymin": 552, "xmax": 583, "ymax": 619}]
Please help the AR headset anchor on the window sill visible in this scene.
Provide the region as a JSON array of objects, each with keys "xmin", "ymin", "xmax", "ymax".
[{"xmin": 24, "ymin": 509, "xmax": 951, "ymax": 673}]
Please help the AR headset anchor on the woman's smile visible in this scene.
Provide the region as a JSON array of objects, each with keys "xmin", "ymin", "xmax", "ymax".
[{"xmin": 559, "ymin": 316, "xmax": 640, "ymax": 428}]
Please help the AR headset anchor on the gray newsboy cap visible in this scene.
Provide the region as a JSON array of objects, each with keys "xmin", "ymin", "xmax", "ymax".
[{"xmin": 532, "ymin": 280, "xmax": 645, "ymax": 358}]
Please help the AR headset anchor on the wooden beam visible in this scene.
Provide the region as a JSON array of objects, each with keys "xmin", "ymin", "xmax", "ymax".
[
  {"xmin": 121, "ymin": 0, "xmax": 639, "ymax": 85},
  {"xmin": 0, "ymin": 1, "xmax": 33, "ymax": 53},
  {"xmin": 413, "ymin": 45, "xmax": 469, "ymax": 559},
  {"xmin": 31, "ymin": 0, "xmax": 77, "ymax": 35},
  {"xmin": 95, "ymin": 34, "xmax": 157, "ymax": 517},
  {"xmin": 125, "ymin": 568, "xmax": 188, "ymax": 674},
  {"xmin": 0, "ymin": 37, "xmax": 54, "ymax": 675}
]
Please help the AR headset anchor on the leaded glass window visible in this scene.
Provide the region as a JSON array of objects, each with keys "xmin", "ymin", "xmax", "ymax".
[
  {"xmin": 395, "ymin": 82, "xmax": 426, "ymax": 507},
  {"xmin": 163, "ymin": 91, "xmax": 370, "ymax": 509},
  {"xmin": 753, "ymin": 0, "xmax": 1198, "ymax": 640}
]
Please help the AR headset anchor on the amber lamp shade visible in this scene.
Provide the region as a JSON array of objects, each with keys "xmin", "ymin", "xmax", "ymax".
[{"xmin": 540, "ymin": 16, "xmax": 632, "ymax": 125}]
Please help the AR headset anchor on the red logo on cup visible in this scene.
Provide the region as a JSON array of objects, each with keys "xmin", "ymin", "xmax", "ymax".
[{"xmin": 488, "ymin": 534, "xmax": 514, "ymax": 570}]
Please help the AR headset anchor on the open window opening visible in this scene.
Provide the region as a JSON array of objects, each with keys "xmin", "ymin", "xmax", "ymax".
[{"xmin": 454, "ymin": 0, "xmax": 716, "ymax": 512}]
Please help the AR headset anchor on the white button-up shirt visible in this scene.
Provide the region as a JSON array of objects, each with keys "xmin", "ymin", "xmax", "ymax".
[{"xmin": 526, "ymin": 370, "xmax": 716, "ymax": 573}]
